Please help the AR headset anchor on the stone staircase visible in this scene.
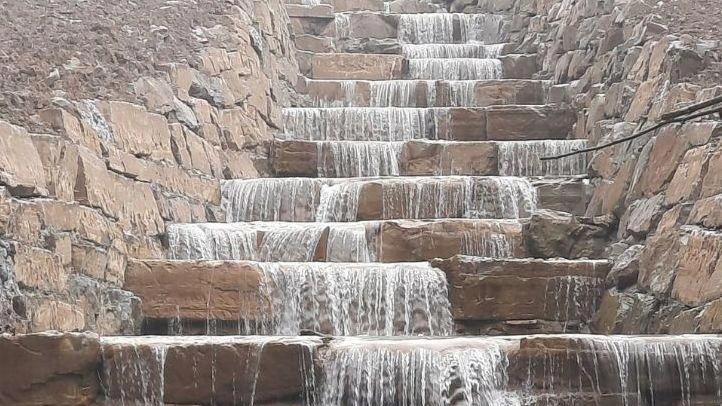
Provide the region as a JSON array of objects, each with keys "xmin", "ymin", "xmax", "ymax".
[{"xmin": 92, "ymin": 1, "xmax": 722, "ymax": 405}]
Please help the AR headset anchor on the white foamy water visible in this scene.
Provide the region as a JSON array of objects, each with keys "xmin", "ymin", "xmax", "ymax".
[
  {"xmin": 317, "ymin": 337, "xmax": 519, "ymax": 406},
  {"xmin": 497, "ymin": 140, "xmax": 589, "ymax": 176},
  {"xmin": 397, "ymin": 14, "xmax": 505, "ymax": 44},
  {"xmin": 408, "ymin": 58, "xmax": 503, "ymax": 80},
  {"xmin": 219, "ymin": 177, "xmax": 537, "ymax": 222},
  {"xmin": 402, "ymin": 43, "xmax": 505, "ymax": 58},
  {"xmin": 282, "ymin": 107, "xmax": 433, "ymax": 141},
  {"xmin": 246, "ymin": 262, "xmax": 454, "ymax": 336},
  {"xmin": 317, "ymin": 141, "xmax": 403, "ymax": 177}
]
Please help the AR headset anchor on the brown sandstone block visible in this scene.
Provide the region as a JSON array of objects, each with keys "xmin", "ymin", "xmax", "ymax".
[
  {"xmin": 0, "ymin": 120, "xmax": 49, "ymax": 197},
  {"xmin": 310, "ymin": 53, "xmax": 405, "ymax": 80}
]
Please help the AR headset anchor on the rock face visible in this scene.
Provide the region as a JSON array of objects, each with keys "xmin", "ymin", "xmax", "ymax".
[{"xmin": 0, "ymin": 0, "xmax": 299, "ymax": 334}]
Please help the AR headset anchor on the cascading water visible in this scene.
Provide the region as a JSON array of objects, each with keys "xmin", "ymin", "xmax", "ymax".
[
  {"xmin": 244, "ymin": 263, "xmax": 453, "ymax": 336},
  {"xmin": 282, "ymin": 107, "xmax": 433, "ymax": 141},
  {"xmin": 497, "ymin": 140, "xmax": 589, "ymax": 176},
  {"xmin": 369, "ymin": 80, "xmax": 436, "ymax": 108},
  {"xmin": 408, "ymin": 58, "xmax": 503, "ymax": 80},
  {"xmin": 316, "ymin": 338, "xmax": 519, "ymax": 406},
  {"xmin": 397, "ymin": 14, "xmax": 505, "ymax": 44},
  {"xmin": 402, "ymin": 43, "xmax": 505, "ymax": 58},
  {"xmin": 101, "ymin": 339, "xmax": 168, "ymax": 406},
  {"xmin": 166, "ymin": 222, "xmax": 375, "ymax": 262},
  {"xmin": 317, "ymin": 141, "xmax": 403, "ymax": 177},
  {"xmin": 220, "ymin": 177, "xmax": 537, "ymax": 222}
]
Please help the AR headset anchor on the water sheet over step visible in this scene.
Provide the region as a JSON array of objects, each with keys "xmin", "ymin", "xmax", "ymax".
[
  {"xmin": 127, "ymin": 260, "xmax": 454, "ymax": 336},
  {"xmin": 397, "ymin": 13, "xmax": 505, "ymax": 44},
  {"xmin": 166, "ymin": 219, "xmax": 525, "ymax": 262},
  {"xmin": 407, "ymin": 58, "xmax": 503, "ymax": 80},
  {"xmin": 98, "ymin": 335, "xmax": 722, "ymax": 406},
  {"xmin": 220, "ymin": 176, "xmax": 538, "ymax": 222}
]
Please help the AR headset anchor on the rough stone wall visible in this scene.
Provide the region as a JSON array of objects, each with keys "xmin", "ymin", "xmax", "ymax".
[
  {"xmin": 0, "ymin": 0, "xmax": 299, "ymax": 334},
  {"xmin": 457, "ymin": 0, "xmax": 722, "ymax": 333}
]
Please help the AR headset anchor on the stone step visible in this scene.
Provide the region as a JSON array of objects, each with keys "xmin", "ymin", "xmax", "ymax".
[
  {"xmin": 272, "ymin": 139, "xmax": 589, "ymax": 177},
  {"xmin": 300, "ymin": 79, "xmax": 548, "ymax": 107},
  {"xmin": 218, "ymin": 176, "xmax": 592, "ymax": 222},
  {"xmin": 7, "ymin": 333, "xmax": 720, "ymax": 405},
  {"xmin": 432, "ymin": 256, "xmax": 611, "ymax": 334},
  {"xmin": 284, "ymin": 0, "xmax": 446, "ymax": 13},
  {"xmin": 281, "ymin": 106, "xmax": 575, "ymax": 142},
  {"xmin": 290, "ymin": 11, "xmax": 508, "ymax": 45},
  {"xmin": 125, "ymin": 257, "xmax": 611, "ymax": 336},
  {"xmin": 298, "ymin": 52, "xmax": 536, "ymax": 80},
  {"xmin": 166, "ymin": 219, "xmax": 527, "ymax": 263}
]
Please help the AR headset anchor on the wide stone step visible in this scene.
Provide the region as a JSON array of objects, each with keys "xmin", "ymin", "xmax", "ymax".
[
  {"xmin": 301, "ymin": 79, "xmax": 548, "ymax": 107},
  {"xmin": 290, "ymin": 11, "xmax": 508, "ymax": 45},
  {"xmin": 433, "ymin": 255, "xmax": 611, "ymax": 334},
  {"xmin": 126, "ymin": 260, "xmax": 454, "ymax": 336},
  {"xmin": 125, "ymin": 257, "xmax": 611, "ymax": 336},
  {"xmin": 166, "ymin": 219, "xmax": 527, "ymax": 262},
  {"xmin": 281, "ymin": 106, "xmax": 575, "ymax": 142},
  {"xmin": 6, "ymin": 332, "xmax": 721, "ymax": 405},
  {"xmin": 299, "ymin": 52, "xmax": 536, "ymax": 80},
  {"xmin": 272, "ymin": 139, "xmax": 589, "ymax": 177},
  {"xmin": 285, "ymin": 0, "xmax": 447, "ymax": 13},
  {"xmin": 218, "ymin": 176, "xmax": 591, "ymax": 222}
]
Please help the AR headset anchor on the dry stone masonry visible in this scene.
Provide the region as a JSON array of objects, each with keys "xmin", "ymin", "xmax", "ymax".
[{"xmin": 0, "ymin": 0, "xmax": 721, "ymax": 404}]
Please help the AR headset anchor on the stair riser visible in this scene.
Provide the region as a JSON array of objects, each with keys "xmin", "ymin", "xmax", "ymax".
[{"xmin": 273, "ymin": 140, "xmax": 589, "ymax": 178}]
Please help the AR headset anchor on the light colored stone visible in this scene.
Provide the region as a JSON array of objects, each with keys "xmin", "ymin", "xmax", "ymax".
[
  {"xmin": 13, "ymin": 245, "xmax": 68, "ymax": 293},
  {"xmin": 310, "ymin": 53, "xmax": 405, "ymax": 80},
  {"xmin": 0, "ymin": 120, "xmax": 49, "ymax": 197},
  {"xmin": 96, "ymin": 101, "xmax": 174, "ymax": 162}
]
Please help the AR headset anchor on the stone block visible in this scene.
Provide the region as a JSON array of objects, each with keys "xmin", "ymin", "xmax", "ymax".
[
  {"xmin": 0, "ymin": 120, "xmax": 49, "ymax": 197},
  {"xmin": 310, "ymin": 53, "xmax": 405, "ymax": 80},
  {"xmin": 485, "ymin": 105, "xmax": 575, "ymax": 140},
  {"xmin": 96, "ymin": 101, "xmax": 174, "ymax": 162}
]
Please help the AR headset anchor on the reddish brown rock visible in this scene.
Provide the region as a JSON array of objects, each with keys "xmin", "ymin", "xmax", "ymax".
[
  {"xmin": 102, "ymin": 336, "xmax": 321, "ymax": 405},
  {"xmin": 96, "ymin": 101, "xmax": 174, "ymax": 162},
  {"xmin": 310, "ymin": 53, "xmax": 405, "ymax": 80},
  {"xmin": 700, "ymin": 149, "xmax": 722, "ymax": 198},
  {"xmin": 499, "ymin": 54, "xmax": 538, "ymax": 79},
  {"xmin": 401, "ymin": 140, "xmax": 499, "ymax": 176},
  {"xmin": 671, "ymin": 227, "xmax": 722, "ymax": 307},
  {"xmin": 12, "ymin": 244, "xmax": 68, "ymax": 293},
  {"xmin": 605, "ymin": 245, "xmax": 644, "ymax": 289},
  {"xmin": 525, "ymin": 210, "xmax": 613, "ymax": 259},
  {"xmin": 272, "ymin": 140, "xmax": 319, "ymax": 177},
  {"xmin": 0, "ymin": 333, "xmax": 100, "ymax": 405},
  {"xmin": 638, "ymin": 206, "xmax": 686, "ymax": 296},
  {"xmin": 378, "ymin": 219, "xmax": 526, "ymax": 262},
  {"xmin": 665, "ymin": 145, "xmax": 710, "ymax": 205},
  {"xmin": 433, "ymin": 256, "xmax": 610, "ymax": 329},
  {"xmin": 124, "ymin": 259, "xmax": 267, "ymax": 323},
  {"xmin": 485, "ymin": 105, "xmax": 575, "ymax": 140},
  {"xmin": 0, "ymin": 121, "xmax": 49, "ymax": 197},
  {"xmin": 688, "ymin": 194, "xmax": 722, "ymax": 228},
  {"xmin": 436, "ymin": 108, "xmax": 487, "ymax": 141},
  {"xmin": 534, "ymin": 178, "xmax": 594, "ymax": 216}
]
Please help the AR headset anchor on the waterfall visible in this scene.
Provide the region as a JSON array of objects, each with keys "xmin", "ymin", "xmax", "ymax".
[
  {"xmin": 408, "ymin": 59, "xmax": 503, "ymax": 80},
  {"xmin": 220, "ymin": 177, "xmax": 536, "ymax": 223},
  {"xmin": 167, "ymin": 222, "xmax": 376, "ymax": 262},
  {"xmin": 246, "ymin": 263, "xmax": 453, "ymax": 336},
  {"xmin": 397, "ymin": 14, "xmax": 505, "ymax": 44},
  {"xmin": 282, "ymin": 108, "xmax": 433, "ymax": 141},
  {"xmin": 335, "ymin": 13, "xmax": 351, "ymax": 39},
  {"xmin": 221, "ymin": 178, "xmax": 323, "ymax": 222},
  {"xmin": 402, "ymin": 43, "xmax": 505, "ymax": 58},
  {"xmin": 316, "ymin": 181, "xmax": 363, "ymax": 222},
  {"xmin": 317, "ymin": 337, "xmax": 519, "ymax": 406},
  {"xmin": 368, "ymin": 80, "xmax": 436, "ymax": 107},
  {"xmin": 459, "ymin": 220, "xmax": 518, "ymax": 258},
  {"xmin": 497, "ymin": 140, "xmax": 589, "ymax": 176},
  {"xmin": 317, "ymin": 141, "xmax": 403, "ymax": 177},
  {"xmin": 167, "ymin": 223, "xmax": 257, "ymax": 260},
  {"xmin": 102, "ymin": 339, "xmax": 168, "ymax": 405}
]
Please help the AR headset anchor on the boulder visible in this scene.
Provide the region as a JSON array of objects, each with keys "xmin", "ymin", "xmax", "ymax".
[{"xmin": 605, "ymin": 244, "xmax": 643, "ymax": 289}]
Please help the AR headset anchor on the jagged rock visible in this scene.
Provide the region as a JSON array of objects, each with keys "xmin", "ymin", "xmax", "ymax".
[
  {"xmin": 605, "ymin": 244, "xmax": 644, "ymax": 289},
  {"xmin": 592, "ymin": 288, "xmax": 659, "ymax": 334},
  {"xmin": 525, "ymin": 210, "xmax": 613, "ymax": 259},
  {"xmin": 0, "ymin": 121, "xmax": 49, "ymax": 197}
]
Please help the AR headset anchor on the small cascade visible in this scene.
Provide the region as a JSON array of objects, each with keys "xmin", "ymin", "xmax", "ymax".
[
  {"xmin": 101, "ymin": 339, "xmax": 168, "ymax": 405},
  {"xmin": 444, "ymin": 81, "xmax": 479, "ymax": 107},
  {"xmin": 317, "ymin": 337, "xmax": 518, "ymax": 406},
  {"xmin": 282, "ymin": 108, "xmax": 433, "ymax": 141},
  {"xmin": 497, "ymin": 140, "xmax": 589, "ymax": 176},
  {"xmin": 368, "ymin": 80, "xmax": 435, "ymax": 107},
  {"xmin": 397, "ymin": 14, "xmax": 505, "ymax": 44},
  {"xmin": 316, "ymin": 181, "xmax": 362, "ymax": 222},
  {"xmin": 167, "ymin": 222, "xmax": 375, "ymax": 262},
  {"xmin": 335, "ymin": 13, "xmax": 351, "ymax": 39},
  {"xmin": 246, "ymin": 263, "xmax": 453, "ymax": 336},
  {"xmin": 408, "ymin": 58, "xmax": 503, "ymax": 80},
  {"xmin": 460, "ymin": 226, "xmax": 515, "ymax": 258},
  {"xmin": 222, "ymin": 178, "xmax": 323, "ymax": 222},
  {"xmin": 402, "ymin": 43, "xmax": 505, "ymax": 58},
  {"xmin": 317, "ymin": 141, "xmax": 403, "ymax": 177}
]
